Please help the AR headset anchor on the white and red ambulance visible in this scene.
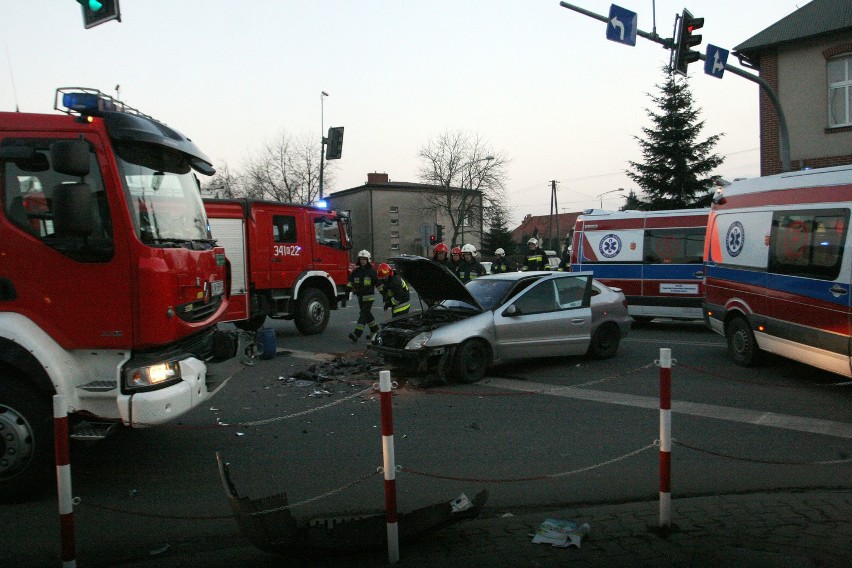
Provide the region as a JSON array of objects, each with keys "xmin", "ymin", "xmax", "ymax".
[
  {"xmin": 703, "ymin": 164, "xmax": 852, "ymax": 377},
  {"xmin": 570, "ymin": 208, "xmax": 709, "ymax": 322}
]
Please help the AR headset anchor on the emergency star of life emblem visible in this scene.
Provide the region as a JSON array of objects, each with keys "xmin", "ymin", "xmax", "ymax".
[
  {"xmin": 599, "ymin": 234, "xmax": 622, "ymax": 258},
  {"xmin": 726, "ymin": 222, "xmax": 745, "ymax": 257}
]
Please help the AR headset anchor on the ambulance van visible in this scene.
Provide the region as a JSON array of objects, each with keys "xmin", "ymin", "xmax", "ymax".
[
  {"xmin": 703, "ymin": 165, "xmax": 852, "ymax": 377},
  {"xmin": 570, "ymin": 208, "xmax": 709, "ymax": 322}
]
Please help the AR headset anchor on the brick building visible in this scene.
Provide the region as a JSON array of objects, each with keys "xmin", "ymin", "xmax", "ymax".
[{"xmin": 734, "ymin": 0, "xmax": 852, "ymax": 175}]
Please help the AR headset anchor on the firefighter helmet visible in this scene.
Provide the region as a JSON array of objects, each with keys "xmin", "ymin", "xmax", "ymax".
[
  {"xmin": 527, "ymin": 237, "xmax": 538, "ymax": 246},
  {"xmin": 377, "ymin": 263, "xmax": 393, "ymax": 279},
  {"xmin": 434, "ymin": 242, "xmax": 449, "ymax": 254},
  {"xmin": 495, "ymin": 248, "xmax": 505, "ymax": 256},
  {"xmin": 461, "ymin": 244, "xmax": 476, "ymax": 255},
  {"xmin": 451, "ymin": 246, "xmax": 462, "ymax": 255},
  {"xmin": 357, "ymin": 249, "xmax": 371, "ymax": 261}
]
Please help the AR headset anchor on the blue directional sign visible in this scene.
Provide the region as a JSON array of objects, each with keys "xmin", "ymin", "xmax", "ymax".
[
  {"xmin": 606, "ymin": 4, "xmax": 637, "ymax": 47},
  {"xmin": 704, "ymin": 44, "xmax": 729, "ymax": 79}
]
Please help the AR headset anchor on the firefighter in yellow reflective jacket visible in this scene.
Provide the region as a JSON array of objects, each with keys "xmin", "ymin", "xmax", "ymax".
[
  {"xmin": 376, "ymin": 262, "xmax": 411, "ymax": 318},
  {"xmin": 347, "ymin": 250, "xmax": 380, "ymax": 342},
  {"xmin": 522, "ymin": 237, "xmax": 546, "ymax": 271},
  {"xmin": 457, "ymin": 244, "xmax": 486, "ymax": 283}
]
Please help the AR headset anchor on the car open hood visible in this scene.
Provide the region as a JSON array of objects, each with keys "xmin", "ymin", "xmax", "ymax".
[{"xmin": 389, "ymin": 255, "xmax": 483, "ymax": 309}]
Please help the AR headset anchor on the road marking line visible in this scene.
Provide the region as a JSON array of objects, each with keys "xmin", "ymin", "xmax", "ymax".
[{"xmin": 482, "ymin": 378, "xmax": 852, "ymax": 439}]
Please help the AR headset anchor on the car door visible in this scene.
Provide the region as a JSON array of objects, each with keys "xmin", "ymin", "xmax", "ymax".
[{"xmin": 493, "ymin": 275, "xmax": 592, "ymax": 360}]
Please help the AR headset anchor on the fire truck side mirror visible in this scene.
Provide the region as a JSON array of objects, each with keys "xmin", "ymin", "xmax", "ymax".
[
  {"xmin": 53, "ymin": 183, "xmax": 93, "ymax": 238},
  {"xmin": 50, "ymin": 140, "xmax": 90, "ymax": 178}
]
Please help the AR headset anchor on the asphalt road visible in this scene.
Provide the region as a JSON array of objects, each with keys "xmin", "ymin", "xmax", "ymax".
[{"xmin": 2, "ymin": 300, "xmax": 849, "ymax": 567}]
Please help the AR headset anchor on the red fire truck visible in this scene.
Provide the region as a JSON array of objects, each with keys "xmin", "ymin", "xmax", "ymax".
[
  {"xmin": 0, "ymin": 88, "xmax": 242, "ymax": 501},
  {"xmin": 203, "ymin": 199, "xmax": 352, "ymax": 333}
]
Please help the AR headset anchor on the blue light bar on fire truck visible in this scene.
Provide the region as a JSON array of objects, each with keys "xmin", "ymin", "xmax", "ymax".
[{"xmin": 54, "ymin": 87, "xmax": 154, "ymax": 120}]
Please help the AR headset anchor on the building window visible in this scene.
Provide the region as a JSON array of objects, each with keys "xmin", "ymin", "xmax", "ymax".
[
  {"xmin": 390, "ymin": 243, "xmax": 400, "ymax": 251},
  {"xmin": 390, "ymin": 231, "xmax": 399, "ymax": 238},
  {"xmin": 828, "ymin": 54, "xmax": 852, "ymax": 127},
  {"xmin": 389, "ymin": 206, "xmax": 399, "ymax": 214},
  {"xmin": 390, "ymin": 218, "xmax": 399, "ymax": 226}
]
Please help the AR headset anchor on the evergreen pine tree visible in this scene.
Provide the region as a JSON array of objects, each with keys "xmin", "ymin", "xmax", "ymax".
[
  {"xmin": 481, "ymin": 210, "xmax": 515, "ymax": 256},
  {"xmin": 627, "ymin": 67, "xmax": 724, "ymax": 210}
]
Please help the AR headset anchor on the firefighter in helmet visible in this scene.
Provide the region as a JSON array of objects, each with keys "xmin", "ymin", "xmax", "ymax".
[
  {"xmin": 492, "ymin": 247, "xmax": 511, "ymax": 273},
  {"xmin": 522, "ymin": 237, "xmax": 546, "ymax": 271},
  {"xmin": 431, "ymin": 242, "xmax": 450, "ymax": 267},
  {"xmin": 376, "ymin": 262, "xmax": 411, "ymax": 319},
  {"xmin": 347, "ymin": 250, "xmax": 380, "ymax": 342},
  {"xmin": 449, "ymin": 246, "xmax": 462, "ymax": 276},
  {"xmin": 457, "ymin": 244, "xmax": 485, "ymax": 284}
]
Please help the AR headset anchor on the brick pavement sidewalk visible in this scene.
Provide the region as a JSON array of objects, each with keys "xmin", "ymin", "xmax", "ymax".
[{"xmin": 109, "ymin": 489, "xmax": 850, "ymax": 568}]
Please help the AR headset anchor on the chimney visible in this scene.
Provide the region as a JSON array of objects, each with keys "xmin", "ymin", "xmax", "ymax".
[{"xmin": 367, "ymin": 172, "xmax": 389, "ymax": 184}]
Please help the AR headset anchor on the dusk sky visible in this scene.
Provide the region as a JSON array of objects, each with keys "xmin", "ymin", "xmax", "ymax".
[{"xmin": 1, "ymin": 1, "xmax": 802, "ymax": 225}]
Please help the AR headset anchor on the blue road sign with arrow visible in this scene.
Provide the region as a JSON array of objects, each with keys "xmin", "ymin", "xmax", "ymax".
[
  {"xmin": 705, "ymin": 44, "xmax": 729, "ymax": 78},
  {"xmin": 606, "ymin": 4, "xmax": 637, "ymax": 46}
]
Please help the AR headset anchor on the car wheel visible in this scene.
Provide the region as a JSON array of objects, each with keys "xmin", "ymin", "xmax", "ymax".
[
  {"xmin": 234, "ymin": 314, "xmax": 266, "ymax": 332},
  {"xmin": 0, "ymin": 378, "xmax": 54, "ymax": 503},
  {"xmin": 453, "ymin": 340, "xmax": 489, "ymax": 384},
  {"xmin": 726, "ymin": 316, "xmax": 760, "ymax": 366},
  {"xmin": 588, "ymin": 323, "xmax": 620, "ymax": 359},
  {"xmin": 294, "ymin": 288, "xmax": 330, "ymax": 335}
]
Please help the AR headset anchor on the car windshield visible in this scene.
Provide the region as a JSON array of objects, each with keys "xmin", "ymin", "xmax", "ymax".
[
  {"xmin": 114, "ymin": 141, "xmax": 211, "ymax": 247},
  {"xmin": 465, "ymin": 278, "xmax": 517, "ymax": 310}
]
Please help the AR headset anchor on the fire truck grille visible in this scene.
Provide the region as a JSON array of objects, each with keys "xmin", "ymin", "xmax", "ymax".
[{"xmin": 175, "ymin": 295, "xmax": 223, "ymax": 323}]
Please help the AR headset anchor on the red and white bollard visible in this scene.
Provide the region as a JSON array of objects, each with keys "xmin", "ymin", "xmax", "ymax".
[
  {"xmin": 379, "ymin": 370, "xmax": 399, "ymax": 564},
  {"xmin": 658, "ymin": 348, "xmax": 672, "ymax": 529},
  {"xmin": 53, "ymin": 395, "xmax": 76, "ymax": 567}
]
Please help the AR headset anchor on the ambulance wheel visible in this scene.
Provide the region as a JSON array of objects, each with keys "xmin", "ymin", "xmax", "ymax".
[
  {"xmin": 294, "ymin": 288, "xmax": 330, "ymax": 335},
  {"xmin": 0, "ymin": 377, "xmax": 54, "ymax": 503},
  {"xmin": 234, "ymin": 314, "xmax": 266, "ymax": 332},
  {"xmin": 726, "ymin": 316, "xmax": 760, "ymax": 367},
  {"xmin": 453, "ymin": 339, "xmax": 489, "ymax": 384}
]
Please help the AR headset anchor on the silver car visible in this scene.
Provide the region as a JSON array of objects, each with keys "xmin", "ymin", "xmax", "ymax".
[{"xmin": 372, "ymin": 256, "xmax": 632, "ymax": 383}]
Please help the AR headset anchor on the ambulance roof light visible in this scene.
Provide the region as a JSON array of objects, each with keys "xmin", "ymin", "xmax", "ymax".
[{"xmin": 54, "ymin": 87, "xmax": 154, "ymax": 121}]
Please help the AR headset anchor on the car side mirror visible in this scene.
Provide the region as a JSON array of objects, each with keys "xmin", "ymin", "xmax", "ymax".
[{"xmin": 503, "ymin": 304, "xmax": 519, "ymax": 317}]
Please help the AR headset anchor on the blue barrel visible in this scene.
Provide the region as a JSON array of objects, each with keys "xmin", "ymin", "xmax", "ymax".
[{"xmin": 257, "ymin": 327, "xmax": 276, "ymax": 360}]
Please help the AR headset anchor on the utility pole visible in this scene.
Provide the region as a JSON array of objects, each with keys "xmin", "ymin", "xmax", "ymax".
[{"xmin": 548, "ymin": 180, "xmax": 560, "ymax": 252}]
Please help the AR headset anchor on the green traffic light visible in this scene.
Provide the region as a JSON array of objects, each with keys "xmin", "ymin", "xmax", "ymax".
[{"xmin": 88, "ymin": 0, "xmax": 103, "ymax": 11}]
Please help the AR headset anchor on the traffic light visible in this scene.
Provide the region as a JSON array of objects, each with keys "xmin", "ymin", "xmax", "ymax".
[
  {"xmin": 429, "ymin": 234, "xmax": 437, "ymax": 245},
  {"xmin": 673, "ymin": 8, "xmax": 703, "ymax": 76},
  {"xmin": 436, "ymin": 224, "xmax": 444, "ymax": 243},
  {"xmin": 78, "ymin": 0, "xmax": 121, "ymax": 29},
  {"xmin": 326, "ymin": 126, "xmax": 344, "ymax": 160}
]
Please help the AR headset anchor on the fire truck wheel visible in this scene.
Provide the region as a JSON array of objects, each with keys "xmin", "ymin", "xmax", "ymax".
[
  {"xmin": 234, "ymin": 314, "xmax": 267, "ymax": 332},
  {"xmin": 294, "ymin": 288, "xmax": 330, "ymax": 335},
  {"xmin": 726, "ymin": 316, "xmax": 760, "ymax": 367},
  {"xmin": 588, "ymin": 323, "xmax": 620, "ymax": 359},
  {"xmin": 0, "ymin": 378, "xmax": 54, "ymax": 503}
]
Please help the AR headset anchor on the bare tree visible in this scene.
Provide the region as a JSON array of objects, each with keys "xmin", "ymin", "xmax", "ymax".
[
  {"xmin": 417, "ymin": 130, "xmax": 508, "ymax": 247},
  {"xmin": 202, "ymin": 162, "xmax": 242, "ymax": 198},
  {"xmin": 240, "ymin": 131, "xmax": 334, "ymax": 204}
]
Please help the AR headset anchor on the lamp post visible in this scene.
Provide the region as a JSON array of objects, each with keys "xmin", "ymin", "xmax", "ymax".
[
  {"xmin": 319, "ymin": 91, "xmax": 329, "ymax": 201},
  {"xmin": 459, "ymin": 155, "xmax": 494, "ymax": 245},
  {"xmin": 597, "ymin": 188, "xmax": 625, "ymax": 209}
]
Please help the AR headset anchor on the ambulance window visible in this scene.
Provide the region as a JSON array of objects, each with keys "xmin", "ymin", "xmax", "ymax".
[
  {"xmin": 1, "ymin": 138, "xmax": 113, "ymax": 262},
  {"xmin": 644, "ymin": 228, "xmax": 704, "ymax": 264},
  {"xmin": 769, "ymin": 209, "xmax": 848, "ymax": 280},
  {"xmin": 273, "ymin": 215, "xmax": 297, "ymax": 243}
]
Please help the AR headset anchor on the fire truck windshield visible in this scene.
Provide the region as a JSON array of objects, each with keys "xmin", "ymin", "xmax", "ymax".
[{"xmin": 114, "ymin": 142, "xmax": 212, "ymax": 248}]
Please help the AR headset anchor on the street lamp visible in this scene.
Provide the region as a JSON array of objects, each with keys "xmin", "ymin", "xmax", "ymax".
[
  {"xmin": 319, "ymin": 91, "xmax": 329, "ymax": 201},
  {"xmin": 597, "ymin": 188, "xmax": 625, "ymax": 209},
  {"xmin": 459, "ymin": 155, "xmax": 494, "ymax": 244}
]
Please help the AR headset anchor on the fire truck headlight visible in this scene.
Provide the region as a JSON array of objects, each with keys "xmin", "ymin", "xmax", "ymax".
[{"xmin": 124, "ymin": 361, "xmax": 182, "ymax": 390}]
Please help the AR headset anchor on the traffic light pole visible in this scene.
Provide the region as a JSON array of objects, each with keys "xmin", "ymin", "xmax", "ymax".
[{"xmin": 558, "ymin": 1, "xmax": 791, "ymax": 172}]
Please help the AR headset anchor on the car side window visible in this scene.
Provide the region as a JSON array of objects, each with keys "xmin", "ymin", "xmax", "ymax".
[
  {"xmin": 555, "ymin": 276, "xmax": 590, "ymax": 309},
  {"xmin": 514, "ymin": 280, "xmax": 559, "ymax": 314}
]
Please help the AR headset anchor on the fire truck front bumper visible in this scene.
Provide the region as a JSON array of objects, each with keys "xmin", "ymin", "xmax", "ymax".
[{"xmin": 119, "ymin": 329, "xmax": 247, "ymax": 427}]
